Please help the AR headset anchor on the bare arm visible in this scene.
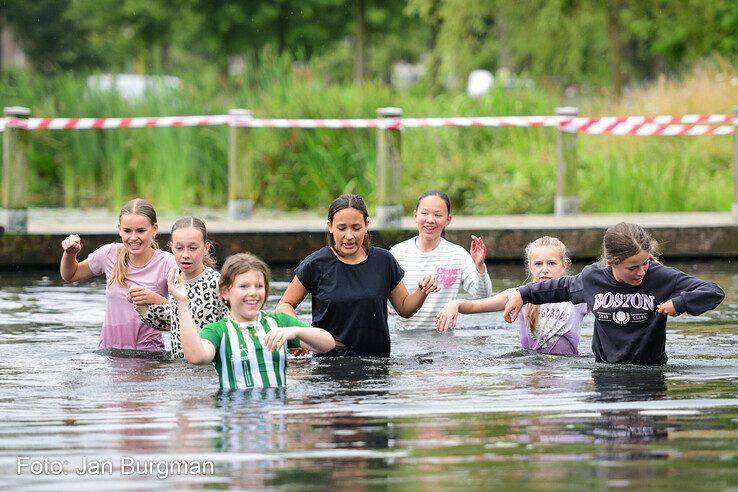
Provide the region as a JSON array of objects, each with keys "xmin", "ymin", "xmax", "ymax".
[
  {"xmin": 435, "ymin": 291, "xmax": 509, "ymax": 333},
  {"xmin": 389, "ymin": 274, "xmax": 439, "ymax": 318},
  {"xmin": 275, "ymin": 276, "xmax": 308, "ymax": 317},
  {"xmin": 60, "ymin": 234, "xmax": 94, "ymax": 282},
  {"xmin": 264, "ymin": 326, "xmax": 336, "ymax": 353},
  {"xmin": 168, "ymin": 268, "xmax": 215, "ymax": 364}
]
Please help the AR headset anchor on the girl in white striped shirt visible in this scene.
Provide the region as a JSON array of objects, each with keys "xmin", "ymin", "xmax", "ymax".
[
  {"xmin": 169, "ymin": 253, "xmax": 334, "ymax": 390},
  {"xmin": 389, "ymin": 190, "xmax": 493, "ymax": 330}
]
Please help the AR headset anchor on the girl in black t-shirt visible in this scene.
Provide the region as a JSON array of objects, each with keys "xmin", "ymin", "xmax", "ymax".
[{"xmin": 276, "ymin": 194, "xmax": 439, "ymax": 357}]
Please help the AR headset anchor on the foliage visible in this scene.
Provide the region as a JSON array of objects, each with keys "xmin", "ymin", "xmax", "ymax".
[{"xmin": 0, "ymin": 61, "xmax": 735, "ymax": 214}]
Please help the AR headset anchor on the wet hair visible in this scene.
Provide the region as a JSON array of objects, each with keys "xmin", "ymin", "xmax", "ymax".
[
  {"xmin": 110, "ymin": 198, "xmax": 159, "ymax": 287},
  {"xmin": 602, "ymin": 222, "xmax": 660, "ymax": 265},
  {"xmin": 326, "ymin": 194, "xmax": 371, "ymax": 253},
  {"xmin": 218, "ymin": 252, "xmax": 271, "ymax": 310},
  {"xmin": 414, "ymin": 190, "xmax": 452, "ymax": 238},
  {"xmin": 524, "ymin": 236, "xmax": 570, "ymax": 336},
  {"xmin": 170, "ymin": 216, "xmax": 216, "ymax": 268}
]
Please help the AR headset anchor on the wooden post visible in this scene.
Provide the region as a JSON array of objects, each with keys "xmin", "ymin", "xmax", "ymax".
[
  {"xmin": 228, "ymin": 109, "xmax": 253, "ymax": 219},
  {"xmin": 731, "ymin": 106, "xmax": 738, "ymax": 223},
  {"xmin": 554, "ymin": 106, "xmax": 580, "ymax": 215},
  {"xmin": 2, "ymin": 106, "xmax": 30, "ymax": 232},
  {"xmin": 376, "ymin": 107, "xmax": 403, "ymax": 228}
]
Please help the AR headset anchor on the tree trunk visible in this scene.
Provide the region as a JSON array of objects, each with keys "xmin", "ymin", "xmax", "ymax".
[
  {"xmin": 605, "ymin": 0, "xmax": 624, "ymax": 99},
  {"xmin": 354, "ymin": 0, "xmax": 367, "ymax": 85}
]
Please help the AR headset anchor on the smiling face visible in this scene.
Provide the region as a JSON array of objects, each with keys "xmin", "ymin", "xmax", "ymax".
[
  {"xmin": 328, "ymin": 207, "xmax": 368, "ymax": 261},
  {"xmin": 413, "ymin": 195, "xmax": 452, "ymax": 244},
  {"xmin": 171, "ymin": 226, "xmax": 210, "ymax": 280},
  {"xmin": 118, "ymin": 213, "xmax": 158, "ymax": 260},
  {"xmin": 528, "ymin": 245, "xmax": 568, "ymax": 282},
  {"xmin": 221, "ymin": 269, "xmax": 266, "ymax": 323},
  {"xmin": 609, "ymin": 250, "xmax": 651, "ymax": 286}
]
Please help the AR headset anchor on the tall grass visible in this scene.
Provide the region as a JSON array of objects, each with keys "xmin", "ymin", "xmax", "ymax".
[{"xmin": 0, "ymin": 59, "xmax": 735, "ymax": 214}]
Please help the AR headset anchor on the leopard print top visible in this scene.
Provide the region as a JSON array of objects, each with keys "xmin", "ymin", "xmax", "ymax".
[{"xmin": 141, "ymin": 267, "xmax": 228, "ymax": 358}]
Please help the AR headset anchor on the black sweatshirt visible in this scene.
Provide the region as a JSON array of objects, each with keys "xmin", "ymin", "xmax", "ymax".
[{"xmin": 518, "ymin": 261, "xmax": 725, "ymax": 364}]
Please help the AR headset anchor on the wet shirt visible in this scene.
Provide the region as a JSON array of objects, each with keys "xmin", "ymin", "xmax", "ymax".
[
  {"xmin": 87, "ymin": 243, "xmax": 175, "ymax": 351},
  {"xmin": 504, "ymin": 288, "xmax": 587, "ymax": 355},
  {"xmin": 518, "ymin": 261, "xmax": 725, "ymax": 364},
  {"xmin": 200, "ymin": 312, "xmax": 305, "ymax": 390},
  {"xmin": 295, "ymin": 246, "xmax": 404, "ymax": 357},
  {"xmin": 390, "ymin": 237, "xmax": 492, "ymax": 330}
]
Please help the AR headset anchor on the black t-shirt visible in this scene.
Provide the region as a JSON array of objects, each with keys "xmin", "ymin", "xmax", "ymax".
[{"xmin": 295, "ymin": 246, "xmax": 404, "ymax": 357}]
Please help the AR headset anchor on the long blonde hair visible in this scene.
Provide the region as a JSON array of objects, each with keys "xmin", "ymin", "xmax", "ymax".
[
  {"xmin": 524, "ymin": 236, "xmax": 570, "ymax": 336},
  {"xmin": 110, "ymin": 198, "xmax": 159, "ymax": 287}
]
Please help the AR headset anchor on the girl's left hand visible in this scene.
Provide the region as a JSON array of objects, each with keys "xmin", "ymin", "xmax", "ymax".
[
  {"xmin": 656, "ymin": 300, "xmax": 677, "ymax": 316},
  {"xmin": 418, "ymin": 275, "xmax": 440, "ymax": 295},
  {"xmin": 264, "ymin": 327, "xmax": 299, "ymax": 351},
  {"xmin": 470, "ymin": 235, "xmax": 487, "ymax": 270}
]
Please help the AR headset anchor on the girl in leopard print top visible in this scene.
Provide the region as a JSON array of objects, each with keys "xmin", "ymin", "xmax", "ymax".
[{"xmin": 136, "ymin": 216, "xmax": 228, "ymax": 358}]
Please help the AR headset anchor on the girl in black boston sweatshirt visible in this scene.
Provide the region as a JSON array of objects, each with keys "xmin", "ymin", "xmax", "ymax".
[{"xmin": 503, "ymin": 223, "xmax": 724, "ymax": 364}]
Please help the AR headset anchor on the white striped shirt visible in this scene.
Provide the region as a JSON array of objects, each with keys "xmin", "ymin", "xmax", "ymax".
[{"xmin": 389, "ymin": 237, "xmax": 492, "ymax": 330}]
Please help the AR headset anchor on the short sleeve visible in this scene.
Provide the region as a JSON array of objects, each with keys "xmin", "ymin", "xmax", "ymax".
[
  {"xmin": 199, "ymin": 322, "xmax": 223, "ymax": 350},
  {"xmin": 87, "ymin": 243, "xmax": 116, "ymax": 277},
  {"xmin": 141, "ymin": 303, "xmax": 171, "ymax": 331},
  {"xmin": 387, "ymin": 252, "xmax": 405, "ymax": 290},
  {"xmin": 294, "ymin": 257, "xmax": 314, "ymax": 293}
]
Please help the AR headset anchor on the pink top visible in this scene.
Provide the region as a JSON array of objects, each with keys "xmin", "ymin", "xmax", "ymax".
[{"xmin": 87, "ymin": 243, "xmax": 176, "ymax": 351}]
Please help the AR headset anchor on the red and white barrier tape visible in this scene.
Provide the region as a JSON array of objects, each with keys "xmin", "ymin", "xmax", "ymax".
[{"xmin": 0, "ymin": 113, "xmax": 734, "ymax": 135}]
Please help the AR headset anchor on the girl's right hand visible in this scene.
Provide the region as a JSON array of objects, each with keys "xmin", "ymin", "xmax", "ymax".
[
  {"xmin": 503, "ymin": 290, "xmax": 523, "ymax": 323},
  {"xmin": 61, "ymin": 234, "xmax": 82, "ymax": 255},
  {"xmin": 167, "ymin": 268, "xmax": 188, "ymax": 303},
  {"xmin": 435, "ymin": 300, "xmax": 460, "ymax": 333}
]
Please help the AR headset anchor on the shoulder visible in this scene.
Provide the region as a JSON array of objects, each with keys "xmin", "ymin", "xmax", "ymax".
[
  {"xmin": 92, "ymin": 242, "xmax": 120, "ymax": 258},
  {"xmin": 439, "ymin": 238, "xmax": 470, "ymax": 257},
  {"xmin": 369, "ymin": 247, "xmax": 399, "ymax": 264},
  {"xmin": 301, "ymin": 246, "xmax": 332, "ymax": 264},
  {"xmin": 389, "ymin": 237, "xmax": 416, "ymax": 255},
  {"xmin": 201, "ymin": 318, "xmax": 227, "ymax": 334},
  {"xmin": 264, "ymin": 311, "xmax": 307, "ymax": 327},
  {"xmin": 203, "ymin": 267, "xmax": 221, "ymax": 283}
]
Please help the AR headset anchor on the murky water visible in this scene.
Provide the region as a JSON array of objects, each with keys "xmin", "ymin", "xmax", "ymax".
[{"xmin": 0, "ymin": 262, "xmax": 736, "ymax": 490}]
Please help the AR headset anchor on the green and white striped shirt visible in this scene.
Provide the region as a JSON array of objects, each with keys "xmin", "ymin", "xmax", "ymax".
[{"xmin": 200, "ymin": 311, "xmax": 306, "ymax": 390}]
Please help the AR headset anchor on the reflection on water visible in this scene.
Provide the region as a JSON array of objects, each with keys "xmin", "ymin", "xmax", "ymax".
[{"xmin": 0, "ymin": 262, "xmax": 737, "ymax": 489}]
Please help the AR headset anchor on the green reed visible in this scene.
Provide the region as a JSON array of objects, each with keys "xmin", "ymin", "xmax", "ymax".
[{"xmin": 0, "ymin": 63, "xmax": 733, "ymax": 214}]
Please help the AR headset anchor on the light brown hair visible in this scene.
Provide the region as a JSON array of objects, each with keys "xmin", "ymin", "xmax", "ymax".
[
  {"xmin": 218, "ymin": 253, "xmax": 271, "ymax": 309},
  {"xmin": 601, "ymin": 222, "xmax": 660, "ymax": 265},
  {"xmin": 110, "ymin": 198, "xmax": 159, "ymax": 287},
  {"xmin": 170, "ymin": 216, "xmax": 216, "ymax": 268}
]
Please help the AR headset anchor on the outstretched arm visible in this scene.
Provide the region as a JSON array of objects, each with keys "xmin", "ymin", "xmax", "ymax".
[
  {"xmin": 435, "ymin": 291, "xmax": 509, "ymax": 332},
  {"xmin": 264, "ymin": 326, "xmax": 335, "ymax": 353}
]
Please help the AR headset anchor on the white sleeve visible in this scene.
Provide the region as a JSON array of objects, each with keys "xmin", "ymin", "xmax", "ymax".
[{"xmin": 460, "ymin": 249, "xmax": 492, "ymax": 298}]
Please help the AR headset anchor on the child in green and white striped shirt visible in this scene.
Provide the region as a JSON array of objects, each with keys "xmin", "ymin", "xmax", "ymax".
[{"xmin": 169, "ymin": 252, "xmax": 335, "ymax": 390}]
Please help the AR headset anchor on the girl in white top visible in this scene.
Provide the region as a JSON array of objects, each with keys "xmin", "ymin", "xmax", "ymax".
[{"xmin": 389, "ymin": 190, "xmax": 492, "ymax": 330}]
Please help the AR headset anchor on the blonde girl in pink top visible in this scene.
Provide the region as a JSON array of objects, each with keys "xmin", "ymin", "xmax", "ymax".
[{"xmin": 60, "ymin": 198, "xmax": 176, "ymax": 351}]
